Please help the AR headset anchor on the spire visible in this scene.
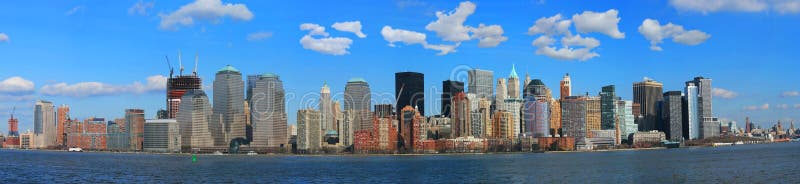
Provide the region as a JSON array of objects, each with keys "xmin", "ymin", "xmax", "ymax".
[
  {"xmin": 178, "ymin": 50, "xmax": 184, "ymax": 75},
  {"xmin": 509, "ymin": 64, "xmax": 519, "ymax": 78},
  {"xmin": 193, "ymin": 52, "xmax": 199, "ymax": 76}
]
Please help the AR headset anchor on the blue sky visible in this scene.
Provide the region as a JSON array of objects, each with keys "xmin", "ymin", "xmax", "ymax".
[{"xmin": 0, "ymin": 0, "xmax": 799, "ymax": 133}]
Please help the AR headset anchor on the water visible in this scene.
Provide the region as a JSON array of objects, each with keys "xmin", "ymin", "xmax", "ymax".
[{"xmin": 2, "ymin": 143, "xmax": 799, "ymax": 183}]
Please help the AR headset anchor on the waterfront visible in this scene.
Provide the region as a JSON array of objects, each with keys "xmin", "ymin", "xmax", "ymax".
[{"xmin": 1, "ymin": 142, "xmax": 798, "ymax": 183}]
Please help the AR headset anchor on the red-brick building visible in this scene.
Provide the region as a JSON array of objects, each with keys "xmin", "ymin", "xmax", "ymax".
[
  {"xmin": 65, "ymin": 118, "xmax": 107, "ymax": 150},
  {"xmin": 353, "ymin": 116, "xmax": 398, "ymax": 153}
]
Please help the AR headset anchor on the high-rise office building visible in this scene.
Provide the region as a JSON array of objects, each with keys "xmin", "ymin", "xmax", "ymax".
[
  {"xmin": 345, "ymin": 78, "xmax": 372, "ymax": 131},
  {"xmin": 495, "ymin": 78, "xmax": 507, "ymax": 111},
  {"xmin": 600, "ymin": 85, "xmax": 616, "ymax": 130},
  {"xmin": 126, "ymin": 109, "xmax": 145, "ymax": 151},
  {"xmin": 524, "ymin": 79, "xmax": 548, "ymax": 99},
  {"xmin": 177, "ymin": 89, "xmax": 214, "ymax": 151},
  {"xmin": 523, "ymin": 96, "xmax": 549, "ymax": 137},
  {"xmin": 586, "ymin": 96, "xmax": 601, "ymax": 137},
  {"xmin": 167, "ymin": 74, "xmax": 201, "ymax": 119},
  {"xmin": 616, "ymin": 99, "xmax": 636, "ymax": 140},
  {"xmin": 561, "ymin": 96, "xmax": 587, "ymax": 140},
  {"xmin": 560, "ymin": 73, "xmax": 571, "ymax": 99},
  {"xmin": 550, "ymin": 98, "xmax": 562, "ymax": 135},
  {"xmin": 395, "ymin": 72, "xmax": 424, "ymax": 119},
  {"xmin": 320, "ymin": 82, "xmax": 334, "ymax": 132},
  {"xmin": 508, "ymin": 65, "xmax": 521, "ymax": 99},
  {"xmin": 504, "ymin": 98, "xmax": 523, "ymax": 139},
  {"xmin": 7, "ymin": 113, "xmax": 19, "ymax": 136},
  {"xmin": 212, "ymin": 65, "xmax": 246, "ymax": 146},
  {"xmin": 339, "ymin": 110, "xmax": 355, "ymax": 146},
  {"xmin": 143, "ymin": 119, "xmax": 181, "ymax": 153},
  {"xmin": 441, "ymin": 80, "xmax": 464, "ymax": 118},
  {"xmin": 250, "ymin": 73, "xmax": 288, "ymax": 148},
  {"xmin": 56, "ymin": 105, "xmax": 69, "ymax": 147},
  {"xmin": 374, "ymin": 104, "xmax": 393, "ymax": 119},
  {"xmin": 683, "ymin": 82, "xmax": 700, "ymax": 140},
  {"xmin": 34, "ymin": 100, "xmax": 56, "ymax": 148},
  {"xmin": 468, "ymin": 69, "xmax": 494, "ymax": 98},
  {"xmin": 662, "ymin": 91, "xmax": 684, "ymax": 141},
  {"xmin": 297, "ymin": 109, "xmax": 321, "ymax": 153},
  {"xmin": 399, "ymin": 106, "xmax": 422, "ymax": 151},
  {"xmin": 686, "ymin": 77, "xmax": 718, "ymax": 139},
  {"xmin": 451, "ymin": 92, "xmax": 471, "ymax": 137},
  {"xmin": 633, "ymin": 78, "xmax": 663, "ymax": 131}
]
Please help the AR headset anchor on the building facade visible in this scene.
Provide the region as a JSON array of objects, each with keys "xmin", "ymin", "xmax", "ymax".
[
  {"xmin": 212, "ymin": 65, "xmax": 246, "ymax": 147},
  {"xmin": 125, "ymin": 109, "xmax": 145, "ymax": 151},
  {"xmin": 345, "ymin": 78, "xmax": 372, "ymax": 131},
  {"xmin": 34, "ymin": 100, "xmax": 56, "ymax": 149},
  {"xmin": 297, "ymin": 109, "xmax": 322, "ymax": 153},
  {"xmin": 600, "ymin": 85, "xmax": 616, "ymax": 130},
  {"xmin": 633, "ymin": 78, "xmax": 663, "ymax": 131},
  {"xmin": 441, "ymin": 80, "xmax": 464, "ymax": 118},
  {"xmin": 250, "ymin": 73, "xmax": 288, "ymax": 148},
  {"xmin": 468, "ymin": 69, "xmax": 494, "ymax": 98},
  {"xmin": 662, "ymin": 91, "xmax": 684, "ymax": 141},
  {"xmin": 560, "ymin": 73, "xmax": 571, "ymax": 99},
  {"xmin": 177, "ymin": 89, "xmax": 214, "ymax": 151},
  {"xmin": 143, "ymin": 119, "xmax": 181, "ymax": 153},
  {"xmin": 395, "ymin": 72, "xmax": 425, "ymax": 119}
]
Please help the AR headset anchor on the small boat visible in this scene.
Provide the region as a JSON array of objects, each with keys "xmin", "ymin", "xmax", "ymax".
[
  {"xmin": 212, "ymin": 151, "xmax": 224, "ymax": 155},
  {"xmin": 68, "ymin": 147, "xmax": 83, "ymax": 152},
  {"xmin": 246, "ymin": 151, "xmax": 258, "ymax": 156}
]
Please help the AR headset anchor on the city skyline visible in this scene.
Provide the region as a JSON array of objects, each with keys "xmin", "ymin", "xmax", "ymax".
[{"xmin": 1, "ymin": 0, "xmax": 799, "ymax": 134}]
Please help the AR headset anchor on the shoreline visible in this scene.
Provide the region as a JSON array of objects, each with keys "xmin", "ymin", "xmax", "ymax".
[{"xmin": 6, "ymin": 141, "xmax": 795, "ymax": 157}]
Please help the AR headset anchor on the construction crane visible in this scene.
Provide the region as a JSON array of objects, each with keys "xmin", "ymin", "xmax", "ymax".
[
  {"xmin": 178, "ymin": 49, "xmax": 184, "ymax": 76},
  {"xmin": 193, "ymin": 52, "xmax": 198, "ymax": 76},
  {"xmin": 165, "ymin": 56, "xmax": 174, "ymax": 78}
]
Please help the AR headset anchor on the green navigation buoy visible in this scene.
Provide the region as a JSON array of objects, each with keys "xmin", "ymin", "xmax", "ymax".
[{"xmin": 192, "ymin": 154, "xmax": 197, "ymax": 163}]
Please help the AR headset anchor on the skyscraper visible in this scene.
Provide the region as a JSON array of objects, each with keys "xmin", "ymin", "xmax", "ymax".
[
  {"xmin": 504, "ymin": 98, "xmax": 523, "ymax": 139},
  {"xmin": 177, "ymin": 89, "xmax": 214, "ymax": 151},
  {"xmin": 452, "ymin": 92, "xmax": 471, "ymax": 137},
  {"xmin": 212, "ymin": 65, "xmax": 246, "ymax": 146},
  {"xmin": 34, "ymin": 100, "xmax": 56, "ymax": 148},
  {"xmin": 586, "ymin": 96, "xmax": 601, "ymax": 137},
  {"xmin": 166, "ymin": 74, "xmax": 201, "ymax": 119},
  {"xmin": 468, "ymin": 69, "xmax": 494, "ymax": 98},
  {"xmin": 250, "ymin": 73, "xmax": 288, "ymax": 148},
  {"xmin": 600, "ymin": 85, "xmax": 616, "ymax": 130},
  {"xmin": 495, "ymin": 78, "xmax": 507, "ymax": 111},
  {"xmin": 683, "ymin": 83, "xmax": 700, "ymax": 140},
  {"xmin": 633, "ymin": 78, "xmax": 663, "ymax": 131},
  {"xmin": 523, "ymin": 96, "xmax": 549, "ymax": 137},
  {"xmin": 560, "ymin": 73, "xmax": 571, "ymax": 99},
  {"xmin": 395, "ymin": 72, "xmax": 424, "ymax": 119},
  {"xmin": 8, "ymin": 112, "xmax": 19, "ymax": 136},
  {"xmin": 57, "ymin": 105, "xmax": 69, "ymax": 147},
  {"xmin": 686, "ymin": 77, "xmax": 718, "ymax": 138},
  {"xmin": 345, "ymin": 78, "xmax": 372, "ymax": 131},
  {"xmin": 508, "ymin": 65, "xmax": 521, "ymax": 99},
  {"xmin": 561, "ymin": 96, "xmax": 586, "ymax": 140},
  {"xmin": 662, "ymin": 91, "xmax": 684, "ymax": 141},
  {"xmin": 126, "ymin": 109, "xmax": 145, "ymax": 151},
  {"xmin": 616, "ymin": 99, "xmax": 636, "ymax": 140},
  {"xmin": 441, "ymin": 80, "xmax": 464, "ymax": 118},
  {"xmin": 399, "ymin": 105, "xmax": 422, "ymax": 151},
  {"xmin": 320, "ymin": 82, "xmax": 334, "ymax": 132}
]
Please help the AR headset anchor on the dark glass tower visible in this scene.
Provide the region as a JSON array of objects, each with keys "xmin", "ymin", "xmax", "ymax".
[
  {"xmin": 395, "ymin": 72, "xmax": 424, "ymax": 119},
  {"xmin": 441, "ymin": 80, "xmax": 464, "ymax": 118},
  {"xmin": 600, "ymin": 85, "xmax": 616, "ymax": 130}
]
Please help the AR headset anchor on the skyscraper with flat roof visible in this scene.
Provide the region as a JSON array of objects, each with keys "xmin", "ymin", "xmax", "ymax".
[
  {"xmin": 395, "ymin": 72, "xmax": 424, "ymax": 119},
  {"xmin": 34, "ymin": 100, "xmax": 56, "ymax": 148},
  {"xmin": 561, "ymin": 96, "xmax": 587, "ymax": 140},
  {"xmin": 177, "ymin": 89, "xmax": 213, "ymax": 151},
  {"xmin": 213, "ymin": 65, "xmax": 246, "ymax": 147},
  {"xmin": 126, "ymin": 109, "xmax": 145, "ymax": 151},
  {"xmin": 600, "ymin": 85, "xmax": 616, "ymax": 130},
  {"xmin": 441, "ymin": 80, "xmax": 464, "ymax": 118},
  {"xmin": 633, "ymin": 78, "xmax": 663, "ymax": 131},
  {"xmin": 468, "ymin": 69, "xmax": 493, "ymax": 98},
  {"xmin": 297, "ymin": 109, "xmax": 321, "ymax": 153},
  {"xmin": 683, "ymin": 83, "xmax": 700, "ymax": 140},
  {"xmin": 250, "ymin": 73, "xmax": 288, "ymax": 148},
  {"xmin": 662, "ymin": 91, "xmax": 684, "ymax": 141},
  {"xmin": 345, "ymin": 78, "xmax": 372, "ymax": 131}
]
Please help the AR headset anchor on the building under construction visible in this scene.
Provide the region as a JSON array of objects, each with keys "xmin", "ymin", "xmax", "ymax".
[{"xmin": 165, "ymin": 52, "xmax": 202, "ymax": 119}]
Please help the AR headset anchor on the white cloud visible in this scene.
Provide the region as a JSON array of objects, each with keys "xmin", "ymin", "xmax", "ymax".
[
  {"xmin": 744, "ymin": 103, "xmax": 770, "ymax": 111},
  {"xmin": 638, "ymin": 19, "xmax": 711, "ymax": 51},
  {"xmin": 712, "ymin": 88, "xmax": 738, "ymax": 99},
  {"xmin": 0, "ymin": 33, "xmax": 8, "ymax": 43},
  {"xmin": 527, "ymin": 14, "xmax": 572, "ymax": 36},
  {"xmin": 777, "ymin": 104, "xmax": 789, "ymax": 109},
  {"xmin": 380, "ymin": 26, "xmax": 458, "ymax": 55},
  {"xmin": 40, "ymin": 75, "xmax": 167, "ymax": 97},
  {"xmin": 530, "ymin": 34, "xmax": 600, "ymax": 61},
  {"xmin": 129, "ymin": 1, "xmax": 155, "ymax": 16},
  {"xmin": 332, "ymin": 21, "xmax": 367, "ymax": 38},
  {"xmin": 0, "ymin": 76, "xmax": 35, "ymax": 95},
  {"xmin": 470, "ymin": 24, "xmax": 508, "ymax": 48},
  {"xmin": 425, "ymin": 1, "xmax": 475, "ymax": 42},
  {"xmin": 0, "ymin": 94, "xmax": 35, "ymax": 102},
  {"xmin": 561, "ymin": 34, "xmax": 600, "ymax": 48},
  {"xmin": 670, "ymin": 0, "xmax": 768, "ymax": 13},
  {"xmin": 300, "ymin": 23, "xmax": 329, "ymax": 37},
  {"xmin": 299, "ymin": 35, "xmax": 353, "ymax": 56},
  {"xmin": 572, "ymin": 9, "xmax": 625, "ymax": 39},
  {"xmin": 65, "ymin": 6, "xmax": 85, "ymax": 16},
  {"xmin": 159, "ymin": 0, "xmax": 253, "ymax": 31},
  {"xmin": 781, "ymin": 91, "xmax": 799, "ymax": 97},
  {"xmin": 246, "ymin": 31, "xmax": 273, "ymax": 41},
  {"xmin": 775, "ymin": 0, "xmax": 800, "ymax": 14}
]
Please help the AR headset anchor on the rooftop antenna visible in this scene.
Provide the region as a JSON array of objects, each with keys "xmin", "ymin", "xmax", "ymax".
[
  {"xmin": 194, "ymin": 52, "xmax": 198, "ymax": 76},
  {"xmin": 10, "ymin": 106, "xmax": 15, "ymax": 119},
  {"xmin": 165, "ymin": 56, "xmax": 174, "ymax": 78},
  {"xmin": 178, "ymin": 50, "xmax": 184, "ymax": 76}
]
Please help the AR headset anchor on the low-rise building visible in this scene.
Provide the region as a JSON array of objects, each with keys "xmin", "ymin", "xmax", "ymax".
[{"xmin": 143, "ymin": 119, "xmax": 181, "ymax": 153}]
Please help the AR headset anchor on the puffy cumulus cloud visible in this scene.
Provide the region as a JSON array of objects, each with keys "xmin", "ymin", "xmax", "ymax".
[
  {"xmin": 332, "ymin": 21, "xmax": 366, "ymax": 38},
  {"xmin": 638, "ymin": 19, "xmax": 710, "ymax": 51},
  {"xmin": 425, "ymin": 1, "xmax": 475, "ymax": 42},
  {"xmin": 572, "ymin": 9, "xmax": 625, "ymax": 39},
  {"xmin": 381, "ymin": 26, "xmax": 458, "ymax": 55},
  {"xmin": 0, "ymin": 76, "xmax": 35, "ymax": 95},
  {"xmin": 299, "ymin": 35, "xmax": 353, "ymax": 56},
  {"xmin": 0, "ymin": 33, "xmax": 8, "ymax": 43},
  {"xmin": 781, "ymin": 91, "xmax": 799, "ymax": 97},
  {"xmin": 775, "ymin": 0, "xmax": 800, "ymax": 14},
  {"xmin": 527, "ymin": 14, "xmax": 572, "ymax": 36},
  {"xmin": 533, "ymin": 35, "xmax": 599, "ymax": 61},
  {"xmin": 712, "ymin": 88, "xmax": 738, "ymax": 99},
  {"xmin": 246, "ymin": 31, "xmax": 273, "ymax": 41},
  {"xmin": 40, "ymin": 75, "xmax": 167, "ymax": 98},
  {"xmin": 128, "ymin": 1, "xmax": 155, "ymax": 16},
  {"xmin": 744, "ymin": 103, "xmax": 770, "ymax": 111},
  {"xmin": 381, "ymin": 1, "xmax": 506, "ymax": 55},
  {"xmin": 470, "ymin": 24, "xmax": 508, "ymax": 48},
  {"xmin": 670, "ymin": 0, "xmax": 768, "ymax": 14},
  {"xmin": 159, "ymin": 0, "xmax": 253, "ymax": 31},
  {"xmin": 300, "ymin": 23, "xmax": 329, "ymax": 37}
]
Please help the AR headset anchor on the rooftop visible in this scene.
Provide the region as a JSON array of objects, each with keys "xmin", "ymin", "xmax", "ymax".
[
  {"xmin": 348, "ymin": 77, "xmax": 367, "ymax": 83},
  {"xmin": 216, "ymin": 65, "xmax": 240, "ymax": 74}
]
